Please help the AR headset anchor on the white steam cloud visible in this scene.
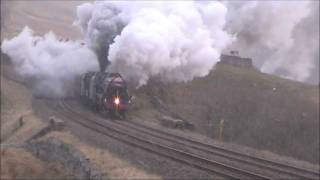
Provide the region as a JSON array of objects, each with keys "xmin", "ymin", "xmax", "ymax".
[
  {"xmin": 75, "ymin": 1, "xmax": 234, "ymax": 86},
  {"xmin": 1, "ymin": 1, "xmax": 318, "ymax": 98},
  {"xmin": 224, "ymin": 1, "xmax": 319, "ymax": 83},
  {"xmin": 1, "ymin": 27, "xmax": 99, "ymax": 97},
  {"xmin": 76, "ymin": 0, "xmax": 319, "ymax": 85}
]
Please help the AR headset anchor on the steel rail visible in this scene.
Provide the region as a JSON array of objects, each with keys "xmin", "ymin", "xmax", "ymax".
[
  {"xmin": 56, "ymin": 100, "xmax": 271, "ymax": 180},
  {"xmin": 116, "ymin": 119, "xmax": 319, "ymax": 179},
  {"xmin": 62, "ymin": 99, "xmax": 319, "ymax": 179}
]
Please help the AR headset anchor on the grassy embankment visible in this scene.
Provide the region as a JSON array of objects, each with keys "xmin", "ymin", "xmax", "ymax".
[{"xmin": 134, "ymin": 63, "xmax": 319, "ymax": 164}]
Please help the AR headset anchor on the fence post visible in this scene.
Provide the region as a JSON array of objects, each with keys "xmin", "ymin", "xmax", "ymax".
[{"xmin": 219, "ymin": 119, "xmax": 225, "ymax": 141}]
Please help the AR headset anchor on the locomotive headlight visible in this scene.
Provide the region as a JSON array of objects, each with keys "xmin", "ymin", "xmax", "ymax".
[{"xmin": 114, "ymin": 97, "xmax": 120, "ymax": 105}]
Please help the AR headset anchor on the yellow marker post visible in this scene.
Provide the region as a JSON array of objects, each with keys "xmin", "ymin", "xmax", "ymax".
[{"xmin": 219, "ymin": 119, "xmax": 225, "ymax": 141}]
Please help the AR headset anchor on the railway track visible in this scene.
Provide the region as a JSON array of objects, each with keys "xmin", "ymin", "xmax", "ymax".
[
  {"xmin": 46, "ymin": 99, "xmax": 271, "ymax": 179},
  {"xmin": 44, "ymin": 99, "xmax": 319, "ymax": 179},
  {"xmin": 67, "ymin": 99, "xmax": 320, "ymax": 179},
  {"xmin": 116, "ymin": 119, "xmax": 320, "ymax": 179}
]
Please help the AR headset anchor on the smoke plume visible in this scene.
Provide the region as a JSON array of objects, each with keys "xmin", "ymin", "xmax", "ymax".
[
  {"xmin": 2, "ymin": 1, "xmax": 318, "ymax": 98},
  {"xmin": 224, "ymin": 1, "xmax": 319, "ymax": 84},
  {"xmin": 1, "ymin": 27, "xmax": 99, "ymax": 97},
  {"xmin": 75, "ymin": 1, "xmax": 234, "ymax": 86}
]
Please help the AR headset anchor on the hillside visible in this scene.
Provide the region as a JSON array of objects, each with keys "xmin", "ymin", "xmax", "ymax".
[
  {"xmin": 131, "ymin": 63, "xmax": 319, "ymax": 164},
  {"xmin": 1, "ymin": 1, "xmax": 83, "ymax": 178},
  {"xmin": 1, "ymin": 1, "xmax": 319, "ymax": 177},
  {"xmin": 1, "ymin": 0, "xmax": 82, "ymax": 40}
]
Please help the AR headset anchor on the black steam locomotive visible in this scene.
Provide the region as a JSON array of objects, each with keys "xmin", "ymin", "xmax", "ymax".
[{"xmin": 80, "ymin": 72, "xmax": 130, "ymax": 118}]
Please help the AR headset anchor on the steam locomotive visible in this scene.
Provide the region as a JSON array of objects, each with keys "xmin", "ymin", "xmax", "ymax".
[{"xmin": 80, "ymin": 72, "xmax": 130, "ymax": 118}]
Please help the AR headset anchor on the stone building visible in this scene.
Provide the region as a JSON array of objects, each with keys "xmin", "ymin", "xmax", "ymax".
[{"xmin": 219, "ymin": 51, "xmax": 253, "ymax": 69}]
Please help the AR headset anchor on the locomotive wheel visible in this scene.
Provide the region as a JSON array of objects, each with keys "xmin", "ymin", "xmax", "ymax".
[
  {"xmin": 108, "ymin": 110, "xmax": 117, "ymax": 120},
  {"xmin": 107, "ymin": 109, "xmax": 126, "ymax": 120},
  {"xmin": 119, "ymin": 110, "xmax": 126, "ymax": 120}
]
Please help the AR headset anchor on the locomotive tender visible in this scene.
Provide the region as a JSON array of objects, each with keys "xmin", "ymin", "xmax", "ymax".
[{"xmin": 80, "ymin": 72, "xmax": 130, "ymax": 118}]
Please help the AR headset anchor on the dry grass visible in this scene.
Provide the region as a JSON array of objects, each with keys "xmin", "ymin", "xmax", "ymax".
[
  {"xmin": 1, "ymin": 147, "xmax": 70, "ymax": 179},
  {"xmin": 134, "ymin": 64, "xmax": 319, "ymax": 164}
]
